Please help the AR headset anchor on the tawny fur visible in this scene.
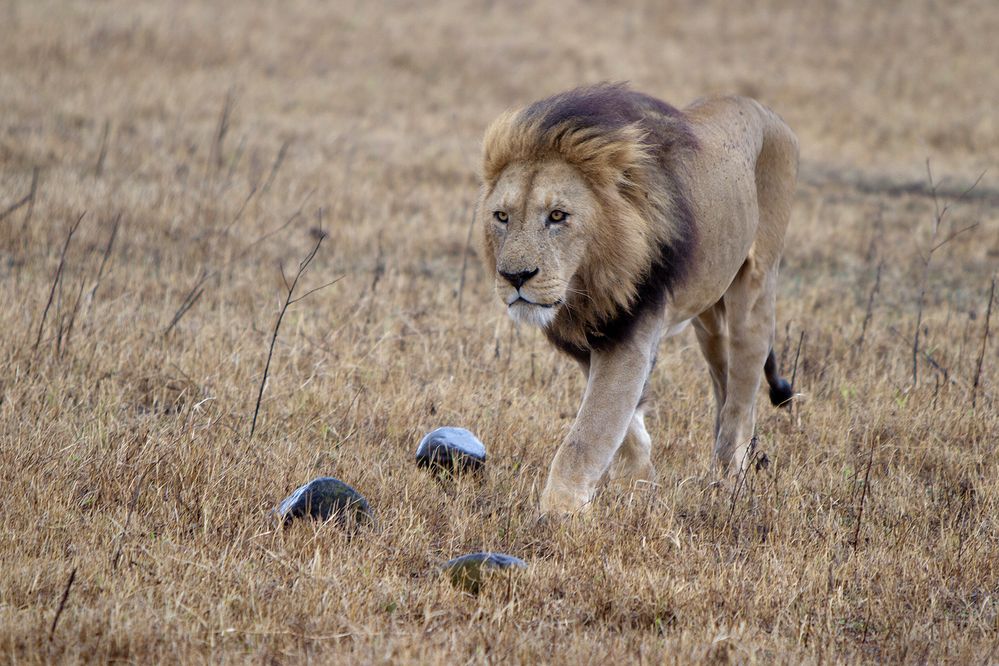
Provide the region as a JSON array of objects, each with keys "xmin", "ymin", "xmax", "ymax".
[
  {"xmin": 476, "ymin": 83, "xmax": 798, "ymax": 514},
  {"xmin": 480, "ymin": 85, "xmax": 696, "ymax": 350}
]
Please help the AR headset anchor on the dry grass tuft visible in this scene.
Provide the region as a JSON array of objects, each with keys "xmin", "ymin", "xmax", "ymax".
[{"xmin": 1, "ymin": 1, "xmax": 998, "ymax": 662}]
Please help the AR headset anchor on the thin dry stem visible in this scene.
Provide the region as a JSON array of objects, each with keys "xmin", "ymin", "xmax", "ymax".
[
  {"xmin": 972, "ymin": 277, "xmax": 995, "ymax": 409},
  {"xmin": 249, "ymin": 230, "xmax": 339, "ymax": 440},
  {"xmin": 34, "ymin": 212, "xmax": 85, "ymax": 352}
]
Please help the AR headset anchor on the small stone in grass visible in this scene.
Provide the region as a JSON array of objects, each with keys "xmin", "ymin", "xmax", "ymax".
[
  {"xmin": 441, "ymin": 552, "xmax": 527, "ymax": 594},
  {"xmin": 416, "ymin": 427, "xmax": 486, "ymax": 474},
  {"xmin": 276, "ymin": 477, "xmax": 372, "ymax": 527}
]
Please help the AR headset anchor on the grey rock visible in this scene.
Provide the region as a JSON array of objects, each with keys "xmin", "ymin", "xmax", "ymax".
[
  {"xmin": 276, "ymin": 477, "xmax": 372, "ymax": 527},
  {"xmin": 416, "ymin": 427, "xmax": 486, "ymax": 474},
  {"xmin": 441, "ymin": 552, "xmax": 527, "ymax": 593}
]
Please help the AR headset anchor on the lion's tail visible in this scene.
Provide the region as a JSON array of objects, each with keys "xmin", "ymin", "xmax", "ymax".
[
  {"xmin": 753, "ymin": 101, "xmax": 798, "ymax": 409},
  {"xmin": 764, "ymin": 349, "xmax": 794, "ymax": 408}
]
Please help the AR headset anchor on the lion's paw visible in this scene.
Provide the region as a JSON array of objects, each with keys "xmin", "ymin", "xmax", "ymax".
[{"xmin": 539, "ymin": 485, "xmax": 593, "ymax": 517}]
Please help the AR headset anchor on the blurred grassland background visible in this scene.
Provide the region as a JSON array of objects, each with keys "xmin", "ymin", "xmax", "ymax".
[{"xmin": 1, "ymin": 0, "xmax": 998, "ymax": 662}]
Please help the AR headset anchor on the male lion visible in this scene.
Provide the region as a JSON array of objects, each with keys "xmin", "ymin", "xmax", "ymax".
[{"xmin": 477, "ymin": 83, "xmax": 797, "ymax": 515}]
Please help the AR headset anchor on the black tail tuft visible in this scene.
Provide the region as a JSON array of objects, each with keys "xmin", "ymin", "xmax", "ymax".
[
  {"xmin": 768, "ymin": 378, "xmax": 793, "ymax": 407},
  {"xmin": 764, "ymin": 349, "xmax": 794, "ymax": 408}
]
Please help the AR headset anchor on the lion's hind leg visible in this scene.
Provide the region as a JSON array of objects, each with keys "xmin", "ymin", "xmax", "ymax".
[
  {"xmin": 713, "ymin": 257, "xmax": 778, "ymax": 478},
  {"xmin": 607, "ymin": 407, "xmax": 656, "ymax": 487},
  {"xmin": 693, "ymin": 301, "xmax": 728, "ymax": 438}
]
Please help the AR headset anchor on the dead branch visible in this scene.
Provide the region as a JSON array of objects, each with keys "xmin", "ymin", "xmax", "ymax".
[
  {"xmin": 856, "ymin": 260, "xmax": 883, "ymax": 351},
  {"xmin": 164, "ymin": 269, "xmax": 208, "ymax": 337},
  {"xmin": 34, "ymin": 213, "xmax": 85, "ymax": 352},
  {"xmin": 211, "ymin": 91, "xmax": 234, "ymax": 173},
  {"xmin": 790, "ymin": 330, "xmax": 805, "ymax": 390},
  {"xmin": 0, "ymin": 167, "xmax": 39, "ymax": 223},
  {"xmin": 972, "ymin": 277, "xmax": 995, "ymax": 409},
  {"xmin": 456, "ymin": 202, "xmax": 476, "ymax": 313},
  {"xmin": 260, "ymin": 139, "xmax": 290, "ymax": 195},
  {"xmin": 851, "ymin": 433, "xmax": 877, "ymax": 552},
  {"xmin": 888, "ymin": 325, "xmax": 991, "ymax": 401},
  {"xmin": 788, "ymin": 330, "xmax": 805, "ymax": 420},
  {"xmin": 220, "ymin": 185, "xmax": 258, "ymax": 235},
  {"xmin": 249, "ymin": 228, "xmax": 341, "ymax": 440},
  {"xmin": 48, "ymin": 567, "xmax": 77, "ymax": 641},
  {"xmin": 95, "ymin": 120, "xmax": 111, "ymax": 177},
  {"xmin": 912, "ymin": 162, "xmax": 983, "ymax": 387},
  {"xmin": 164, "ymin": 190, "xmax": 313, "ymax": 336},
  {"xmin": 59, "ymin": 276, "xmax": 87, "ymax": 356},
  {"xmin": 88, "ymin": 212, "xmax": 122, "ymax": 303}
]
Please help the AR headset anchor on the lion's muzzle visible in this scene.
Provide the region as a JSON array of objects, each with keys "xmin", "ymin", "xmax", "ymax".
[{"xmin": 498, "ymin": 267, "xmax": 539, "ymax": 289}]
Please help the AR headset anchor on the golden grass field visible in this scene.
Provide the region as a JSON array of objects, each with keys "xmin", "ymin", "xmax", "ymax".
[{"xmin": 2, "ymin": 0, "xmax": 998, "ymax": 662}]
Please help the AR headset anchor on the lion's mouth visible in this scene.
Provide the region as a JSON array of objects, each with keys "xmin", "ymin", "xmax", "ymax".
[{"xmin": 510, "ymin": 296, "xmax": 562, "ymax": 309}]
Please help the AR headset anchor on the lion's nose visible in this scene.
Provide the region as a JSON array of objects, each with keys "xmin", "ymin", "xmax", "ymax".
[{"xmin": 499, "ymin": 268, "xmax": 539, "ymax": 289}]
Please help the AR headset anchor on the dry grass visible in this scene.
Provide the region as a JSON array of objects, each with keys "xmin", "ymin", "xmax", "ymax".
[{"xmin": 2, "ymin": 1, "xmax": 998, "ymax": 662}]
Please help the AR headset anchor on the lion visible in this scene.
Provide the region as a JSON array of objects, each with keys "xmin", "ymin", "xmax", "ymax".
[{"xmin": 476, "ymin": 83, "xmax": 797, "ymax": 515}]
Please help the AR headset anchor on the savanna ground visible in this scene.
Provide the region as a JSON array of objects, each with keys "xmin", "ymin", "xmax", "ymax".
[{"xmin": 2, "ymin": 1, "xmax": 998, "ymax": 662}]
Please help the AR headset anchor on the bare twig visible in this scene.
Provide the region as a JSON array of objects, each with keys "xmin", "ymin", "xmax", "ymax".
[
  {"xmin": 856, "ymin": 260, "xmax": 883, "ymax": 351},
  {"xmin": 930, "ymin": 222, "xmax": 979, "ymax": 253},
  {"xmin": 456, "ymin": 202, "xmax": 476, "ymax": 313},
  {"xmin": 233, "ymin": 189, "xmax": 313, "ymax": 261},
  {"xmin": 289, "ymin": 278, "xmax": 342, "ymax": 306},
  {"xmin": 95, "ymin": 119, "xmax": 111, "ymax": 177},
  {"xmin": 972, "ymin": 277, "xmax": 995, "ymax": 409},
  {"xmin": 370, "ymin": 232, "xmax": 385, "ymax": 295},
  {"xmin": 23, "ymin": 166, "xmax": 39, "ymax": 229},
  {"xmin": 0, "ymin": 167, "xmax": 39, "ymax": 223},
  {"xmin": 260, "ymin": 139, "xmax": 290, "ymax": 195},
  {"xmin": 887, "ymin": 324, "xmax": 988, "ymax": 398},
  {"xmin": 220, "ymin": 185, "xmax": 258, "ymax": 235},
  {"xmin": 211, "ymin": 91, "xmax": 234, "ymax": 172},
  {"xmin": 912, "ymin": 162, "xmax": 982, "ymax": 387},
  {"xmin": 164, "ymin": 191, "xmax": 312, "ymax": 336},
  {"xmin": 790, "ymin": 331, "xmax": 805, "ymax": 391},
  {"xmin": 0, "ymin": 191, "xmax": 31, "ymax": 222},
  {"xmin": 164, "ymin": 269, "xmax": 208, "ymax": 337},
  {"xmin": 88, "ymin": 212, "xmax": 122, "ymax": 303},
  {"xmin": 912, "ymin": 162, "xmax": 940, "ymax": 386},
  {"xmin": 35, "ymin": 213, "xmax": 85, "ymax": 352},
  {"xmin": 60, "ymin": 277, "xmax": 87, "ymax": 356},
  {"xmin": 48, "ymin": 567, "xmax": 77, "ymax": 641},
  {"xmin": 851, "ymin": 434, "xmax": 877, "ymax": 552},
  {"xmin": 249, "ymin": 230, "xmax": 340, "ymax": 440}
]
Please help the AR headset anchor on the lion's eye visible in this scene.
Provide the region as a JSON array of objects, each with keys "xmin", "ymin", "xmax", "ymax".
[
  {"xmin": 493, "ymin": 211, "xmax": 509, "ymax": 223},
  {"xmin": 548, "ymin": 209, "xmax": 568, "ymax": 224}
]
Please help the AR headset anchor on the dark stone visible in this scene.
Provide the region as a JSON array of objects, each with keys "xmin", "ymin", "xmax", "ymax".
[
  {"xmin": 416, "ymin": 427, "xmax": 486, "ymax": 474},
  {"xmin": 441, "ymin": 552, "xmax": 527, "ymax": 593},
  {"xmin": 276, "ymin": 477, "xmax": 372, "ymax": 527}
]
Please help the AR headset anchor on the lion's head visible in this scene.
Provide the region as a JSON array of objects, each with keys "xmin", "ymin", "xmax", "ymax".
[
  {"xmin": 479, "ymin": 158, "xmax": 598, "ymax": 328},
  {"xmin": 477, "ymin": 83, "xmax": 698, "ymax": 351}
]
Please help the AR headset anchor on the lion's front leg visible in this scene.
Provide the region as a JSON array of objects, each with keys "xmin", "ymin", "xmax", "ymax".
[{"xmin": 540, "ymin": 318, "xmax": 661, "ymax": 515}]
